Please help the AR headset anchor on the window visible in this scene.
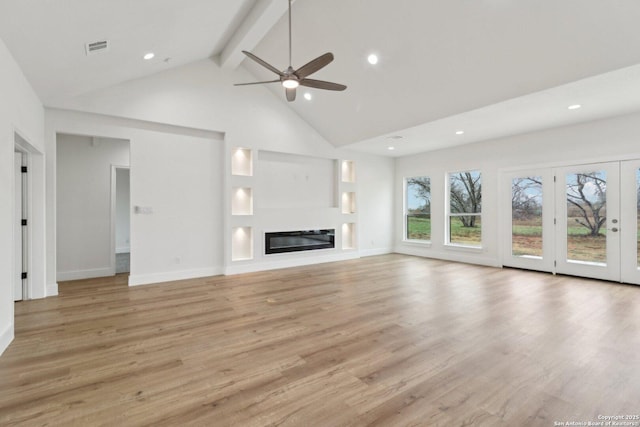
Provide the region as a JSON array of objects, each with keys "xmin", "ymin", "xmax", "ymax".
[
  {"xmin": 447, "ymin": 170, "xmax": 481, "ymax": 247},
  {"xmin": 405, "ymin": 176, "xmax": 431, "ymax": 241}
]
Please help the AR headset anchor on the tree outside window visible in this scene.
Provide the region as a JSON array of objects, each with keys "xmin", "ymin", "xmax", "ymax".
[{"xmin": 405, "ymin": 177, "xmax": 430, "ymax": 241}]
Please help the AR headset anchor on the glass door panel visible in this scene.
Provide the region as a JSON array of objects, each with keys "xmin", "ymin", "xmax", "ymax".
[
  {"xmin": 555, "ymin": 162, "xmax": 620, "ymax": 282},
  {"xmin": 565, "ymin": 171, "xmax": 607, "ymax": 264},
  {"xmin": 511, "ymin": 177, "xmax": 543, "ymax": 258}
]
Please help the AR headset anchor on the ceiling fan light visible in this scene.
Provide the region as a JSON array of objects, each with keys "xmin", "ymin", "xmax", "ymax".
[{"xmin": 282, "ymin": 79, "xmax": 299, "ymax": 89}]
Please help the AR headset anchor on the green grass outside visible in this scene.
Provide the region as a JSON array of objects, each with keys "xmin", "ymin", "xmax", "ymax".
[
  {"xmin": 409, "ymin": 217, "xmax": 640, "ymax": 265},
  {"xmin": 407, "ymin": 216, "xmax": 430, "ymax": 241},
  {"xmin": 407, "ymin": 216, "xmax": 481, "ymax": 246},
  {"xmin": 449, "ymin": 218, "xmax": 481, "ymax": 246}
]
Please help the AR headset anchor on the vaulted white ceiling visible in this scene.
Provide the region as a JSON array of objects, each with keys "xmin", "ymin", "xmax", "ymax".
[
  {"xmin": 2, "ymin": 0, "xmax": 640, "ymax": 156},
  {"xmin": 0, "ymin": 0, "xmax": 258, "ymax": 103}
]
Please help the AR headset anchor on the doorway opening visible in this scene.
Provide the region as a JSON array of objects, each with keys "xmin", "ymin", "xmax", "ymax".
[{"xmin": 56, "ymin": 134, "xmax": 130, "ymax": 283}]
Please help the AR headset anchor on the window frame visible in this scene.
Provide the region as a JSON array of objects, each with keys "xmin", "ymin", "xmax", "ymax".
[
  {"xmin": 404, "ymin": 176, "xmax": 431, "ymax": 244},
  {"xmin": 445, "ymin": 169, "xmax": 483, "ymax": 249}
]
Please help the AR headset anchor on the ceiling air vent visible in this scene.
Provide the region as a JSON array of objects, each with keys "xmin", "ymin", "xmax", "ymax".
[{"xmin": 85, "ymin": 40, "xmax": 110, "ymax": 56}]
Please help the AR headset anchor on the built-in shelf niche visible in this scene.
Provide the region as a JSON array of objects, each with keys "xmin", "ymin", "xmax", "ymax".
[
  {"xmin": 342, "ymin": 223, "xmax": 356, "ymax": 250},
  {"xmin": 341, "ymin": 192, "xmax": 356, "ymax": 214},
  {"xmin": 232, "ymin": 226, "xmax": 253, "ymax": 261},
  {"xmin": 232, "ymin": 187, "xmax": 253, "ymax": 215},
  {"xmin": 341, "ymin": 160, "xmax": 355, "ymax": 183},
  {"xmin": 231, "ymin": 148, "xmax": 253, "ymax": 176}
]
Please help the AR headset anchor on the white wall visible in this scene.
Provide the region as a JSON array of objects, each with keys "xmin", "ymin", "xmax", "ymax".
[
  {"xmin": 56, "ymin": 134, "xmax": 130, "ymax": 280},
  {"xmin": 0, "ymin": 37, "xmax": 44, "ymax": 356},
  {"xmin": 352, "ymin": 151, "xmax": 395, "ymax": 256},
  {"xmin": 46, "ymin": 109, "xmax": 225, "ymax": 287},
  {"xmin": 115, "ymin": 168, "xmax": 130, "ymax": 253},
  {"xmin": 48, "ymin": 59, "xmax": 395, "ymax": 275},
  {"xmin": 394, "ymin": 111, "xmax": 640, "ymax": 267},
  {"xmin": 128, "ymin": 129, "xmax": 224, "ymax": 285}
]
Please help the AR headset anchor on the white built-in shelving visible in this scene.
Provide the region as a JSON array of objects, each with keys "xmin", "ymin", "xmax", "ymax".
[
  {"xmin": 342, "ymin": 223, "xmax": 356, "ymax": 250},
  {"xmin": 231, "ymin": 226, "xmax": 253, "ymax": 261},
  {"xmin": 231, "ymin": 148, "xmax": 254, "ymax": 261},
  {"xmin": 341, "ymin": 192, "xmax": 356, "ymax": 214},
  {"xmin": 231, "ymin": 148, "xmax": 253, "ymax": 176},
  {"xmin": 341, "ymin": 160, "xmax": 355, "ymax": 183},
  {"xmin": 340, "ymin": 160, "xmax": 357, "ymax": 250},
  {"xmin": 231, "ymin": 187, "xmax": 253, "ymax": 216}
]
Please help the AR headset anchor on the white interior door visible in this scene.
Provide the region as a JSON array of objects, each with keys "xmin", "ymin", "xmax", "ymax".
[
  {"xmin": 502, "ymin": 169, "xmax": 555, "ymax": 272},
  {"xmin": 621, "ymin": 160, "xmax": 640, "ymax": 285},
  {"xmin": 14, "ymin": 152, "xmax": 23, "ymax": 301},
  {"xmin": 555, "ymin": 162, "xmax": 620, "ymax": 282}
]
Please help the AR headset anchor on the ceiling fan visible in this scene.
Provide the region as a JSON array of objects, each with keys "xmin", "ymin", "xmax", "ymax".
[{"xmin": 234, "ymin": 0, "xmax": 347, "ymax": 102}]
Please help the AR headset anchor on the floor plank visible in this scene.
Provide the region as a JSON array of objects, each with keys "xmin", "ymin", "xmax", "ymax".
[{"xmin": 1, "ymin": 255, "xmax": 639, "ymax": 426}]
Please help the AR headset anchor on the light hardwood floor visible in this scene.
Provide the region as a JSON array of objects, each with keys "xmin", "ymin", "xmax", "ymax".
[{"xmin": 1, "ymin": 254, "xmax": 639, "ymax": 426}]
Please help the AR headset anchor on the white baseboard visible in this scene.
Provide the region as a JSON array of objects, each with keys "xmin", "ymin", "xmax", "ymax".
[
  {"xmin": 359, "ymin": 247, "xmax": 393, "ymax": 258},
  {"xmin": 46, "ymin": 282, "xmax": 59, "ymax": 297},
  {"xmin": 57, "ymin": 267, "xmax": 115, "ymax": 282},
  {"xmin": 0, "ymin": 323, "xmax": 14, "ymax": 357},
  {"xmin": 394, "ymin": 245, "xmax": 501, "ymax": 268},
  {"xmin": 225, "ymin": 252, "xmax": 360, "ymax": 276},
  {"xmin": 116, "ymin": 247, "xmax": 130, "ymax": 254},
  {"xmin": 128, "ymin": 267, "xmax": 224, "ymax": 287}
]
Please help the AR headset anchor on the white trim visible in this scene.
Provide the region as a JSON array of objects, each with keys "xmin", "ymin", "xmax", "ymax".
[
  {"xmin": 394, "ymin": 245, "xmax": 500, "ymax": 268},
  {"xmin": 14, "ymin": 129, "xmax": 46, "ymax": 300},
  {"xmin": 46, "ymin": 282, "xmax": 59, "ymax": 297},
  {"xmin": 0, "ymin": 324, "xmax": 14, "ymax": 356},
  {"xmin": 128, "ymin": 267, "xmax": 224, "ymax": 287},
  {"xmin": 116, "ymin": 246, "xmax": 130, "ymax": 254},
  {"xmin": 110, "ymin": 165, "xmax": 130, "ymax": 276},
  {"xmin": 225, "ymin": 252, "xmax": 360, "ymax": 276},
  {"xmin": 359, "ymin": 247, "xmax": 393, "ymax": 257},
  {"xmin": 57, "ymin": 267, "xmax": 114, "ymax": 282},
  {"xmin": 443, "ymin": 243, "xmax": 483, "ymax": 252},
  {"xmin": 403, "ymin": 240, "xmax": 432, "ymax": 247}
]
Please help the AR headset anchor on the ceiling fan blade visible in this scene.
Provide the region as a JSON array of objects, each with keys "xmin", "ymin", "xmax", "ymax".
[
  {"xmin": 234, "ymin": 80, "xmax": 281, "ymax": 86},
  {"xmin": 300, "ymin": 79, "xmax": 347, "ymax": 91},
  {"xmin": 286, "ymin": 87, "xmax": 296, "ymax": 102},
  {"xmin": 242, "ymin": 51, "xmax": 283, "ymax": 76},
  {"xmin": 295, "ymin": 52, "xmax": 334, "ymax": 79}
]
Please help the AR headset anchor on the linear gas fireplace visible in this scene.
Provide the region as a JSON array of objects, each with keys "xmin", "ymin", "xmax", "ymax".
[{"xmin": 265, "ymin": 229, "xmax": 335, "ymax": 255}]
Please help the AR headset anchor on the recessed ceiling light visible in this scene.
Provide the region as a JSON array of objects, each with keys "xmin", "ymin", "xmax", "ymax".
[
  {"xmin": 143, "ymin": 52, "xmax": 155, "ymax": 60},
  {"xmin": 304, "ymin": 92, "xmax": 312, "ymax": 101},
  {"xmin": 568, "ymin": 104, "xmax": 582, "ymax": 110},
  {"xmin": 367, "ymin": 54, "xmax": 379, "ymax": 65},
  {"xmin": 456, "ymin": 130, "xmax": 465, "ymax": 135},
  {"xmin": 388, "ymin": 146, "xmax": 395, "ymax": 151}
]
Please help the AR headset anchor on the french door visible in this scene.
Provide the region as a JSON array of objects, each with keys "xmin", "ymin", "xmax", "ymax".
[
  {"xmin": 503, "ymin": 160, "xmax": 640, "ymax": 285},
  {"xmin": 555, "ymin": 162, "xmax": 620, "ymax": 282},
  {"xmin": 620, "ymin": 160, "xmax": 640, "ymax": 284}
]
